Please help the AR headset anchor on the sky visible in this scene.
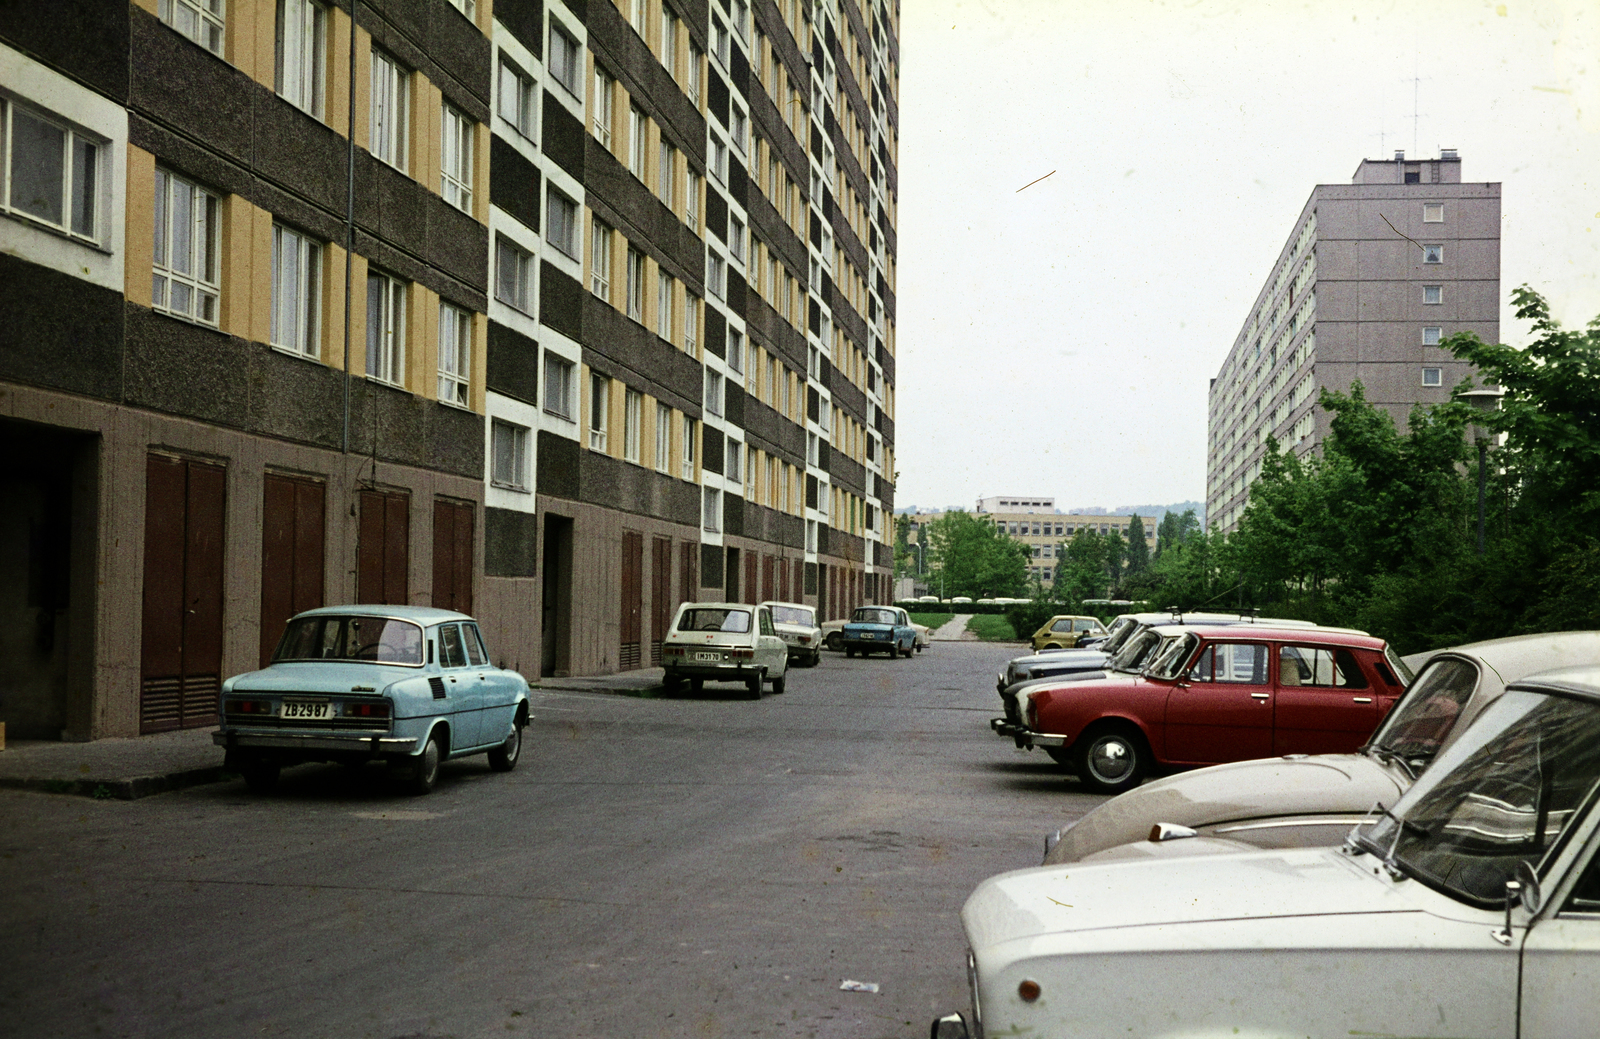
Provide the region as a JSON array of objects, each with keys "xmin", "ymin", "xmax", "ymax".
[{"xmin": 893, "ymin": 0, "xmax": 1599, "ymax": 514}]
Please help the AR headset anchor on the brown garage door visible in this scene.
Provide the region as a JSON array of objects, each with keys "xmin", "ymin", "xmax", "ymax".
[
  {"xmin": 260, "ymin": 473, "xmax": 325, "ymax": 668},
  {"xmin": 140, "ymin": 454, "xmax": 226, "ymax": 734},
  {"xmin": 358, "ymin": 489, "xmax": 409, "ymax": 605},
  {"xmin": 433, "ymin": 498, "xmax": 473, "ymax": 614}
]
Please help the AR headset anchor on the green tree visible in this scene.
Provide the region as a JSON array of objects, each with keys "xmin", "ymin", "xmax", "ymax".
[
  {"xmin": 893, "ymin": 513, "xmax": 912, "ymax": 577},
  {"xmin": 1104, "ymin": 530, "xmax": 1127, "ymax": 593},
  {"xmin": 1053, "ymin": 528, "xmax": 1109, "ymax": 606},
  {"xmin": 1154, "ymin": 509, "xmax": 1201, "ymax": 559},
  {"xmin": 926, "ymin": 511, "xmax": 1029, "ymax": 599},
  {"xmin": 1125, "ymin": 515, "xmax": 1150, "ymax": 577}
]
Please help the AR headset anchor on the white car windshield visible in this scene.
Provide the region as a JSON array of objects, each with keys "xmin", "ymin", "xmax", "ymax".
[
  {"xmin": 1371, "ymin": 658, "xmax": 1479, "ymax": 766},
  {"xmin": 274, "ymin": 616, "xmax": 424, "ymax": 665},
  {"xmin": 770, "ymin": 606, "xmax": 814, "ymax": 627},
  {"xmin": 679, "ymin": 608, "xmax": 751, "ymax": 633},
  {"xmin": 1357, "ymin": 688, "xmax": 1600, "ymax": 906}
]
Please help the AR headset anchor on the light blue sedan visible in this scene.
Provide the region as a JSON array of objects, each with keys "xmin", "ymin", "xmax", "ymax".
[{"xmin": 213, "ymin": 606, "xmax": 530, "ymax": 794}]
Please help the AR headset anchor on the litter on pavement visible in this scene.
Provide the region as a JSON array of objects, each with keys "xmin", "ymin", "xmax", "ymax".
[{"xmin": 838, "ymin": 980, "xmax": 880, "ymax": 993}]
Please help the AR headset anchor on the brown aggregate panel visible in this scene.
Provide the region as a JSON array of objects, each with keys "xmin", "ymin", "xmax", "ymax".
[
  {"xmin": 722, "ymin": 491, "xmax": 744, "ymax": 537},
  {"xmin": 485, "ymin": 506, "xmax": 539, "ymax": 578},
  {"xmin": 742, "ymin": 292, "xmax": 809, "ymax": 375},
  {"xmin": 2, "ymin": 0, "xmax": 129, "ymax": 101},
  {"xmin": 827, "ymin": 450, "xmax": 867, "ymax": 500},
  {"xmin": 580, "ymin": 297, "xmax": 705, "ymax": 416},
  {"xmin": 748, "ymin": 182, "xmax": 808, "ymax": 280},
  {"xmin": 495, "ymin": 0, "xmax": 545, "ymax": 59},
  {"xmin": 740, "ymin": 501, "xmax": 805, "ymax": 549},
  {"xmin": 832, "ymin": 201, "xmax": 870, "ymax": 277},
  {"xmin": 542, "ymin": 90, "xmax": 588, "ymax": 180},
  {"xmin": 739, "ymin": 398, "xmax": 805, "ymax": 469},
  {"xmin": 578, "ymin": 450, "xmax": 701, "ymax": 528},
  {"xmin": 490, "ymin": 136, "xmax": 543, "ymax": 233},
  {"xmin": 487, "ymin": 320, "xmax": 540, "ymax": 406},
  {"xmin": 537, "ymin": 430, "xmax": 581, "ymax": 499},
  {"xmin": 0, "ymin": 254, "xmax": 125, "ymax": 402},
  {"xmin": 586, "ymin": 140, "xmax": 707, "ymax": 288},
  {"xmin": 829, "ymin": 282, "xmax": 868, "ymax": 350}
]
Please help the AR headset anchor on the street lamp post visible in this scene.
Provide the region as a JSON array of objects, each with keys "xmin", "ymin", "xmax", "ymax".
[{"xmin": 1456, "ymin": 386, "xmax": 1506, "ymax": 556}]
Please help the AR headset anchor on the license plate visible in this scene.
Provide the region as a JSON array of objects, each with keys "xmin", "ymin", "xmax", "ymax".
[
  {"xmin": 281, "ymin": 701, "xmax": 333, "ymax": 720},
  {"xmin": 865, "ymin": 633, "xmax": 881, "ymax": 639},
  {"xmin": 695, "ymin": 652, "xmax": 722, "ymax": 662}
]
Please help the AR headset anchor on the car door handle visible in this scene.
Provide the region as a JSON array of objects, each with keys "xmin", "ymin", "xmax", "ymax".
[
  {"xmin": 1250, "ymin": 692, "xmax": 1270, "ymax": 700},
  {"xmin": 1352, "ymin": 697, "xmax": 1372, "ymax": 703}
]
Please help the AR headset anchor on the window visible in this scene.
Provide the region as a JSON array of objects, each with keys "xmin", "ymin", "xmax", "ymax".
[
  {"xmin": 732, "ymin": 0, "xmax": 749, "ymax": 37},
  {"xmin": 765, "ymin": 355, "xmax": 777, "ymax": 406},
  {"xmin": 686, "ymin": 171, "xmax": 701, "ymax": 230},
  {"xmin": 682, "ymin": 415, "xmax": 696, "ymax": 471},
  {"xmin": 1423, "ymin": 203, "xmax": 1444, "ymax": 222},
  {"xmin": 1422, "ymin": 367, "xmax": 1443, "ymax": 387},
  {"xmin": 590, "ymin": 218, "xmax": 613, "ymax": 298},
  {"xmin": 705, "ymin": 369, "xmax": 724, "ymax": 416},
  {"xmin": 729, "ymin": 216, "xmax": 745, "ymax": 262},
  {"xmin": 1188, "ymin": 642, "xmax": 1268, "ymax": 684},
  {"xmin": 626, "ymin": 247, "xmax": 645, "ymax": 321},
  {"xmin": 628, "ymin": 106, "xmax": 648, "ymax": 179},
  {"xmin": 659, "ymin": 143, "xmax": 677, "ymax": 208},
  {"xmin": 710, "ymin": 137, "xmax": 728, "ymax": 184},
  {"xmin": 624, "ymin": 387, "xmax": 642, "ymax": 462},
  {"xmin": 441, "ymin": 104, "xmax": 474, "ymax": 212},
  {"xmin": 592, "ymin": 67, "xmax": 615, "ymax": 148},
  {"xmin": 708, "ymin": 253, "xmax": 726, "ymax": 299},
  {"xmin": 365, "ymin": 270, "xmax": 405, "ymax": 385},
  {"xmin": 271, "ymin": 225, "xmax": 321, "ymax": 356},
  {"xmin": 276, "ymin": 0, "xmax": 326, "ymax": 117},
  {"xmin": 628, "ymin": 0, "xmax": 646, "ymax": 36},
  {"xmin": 496, "ymin": 236, "xmax": 532, "ymax": 312},
  {"xmin": 703, "ymin": 486, "xmax": 721, "ymax": 531},
  {"xmin": 444, "ymin": 0, "xmax": 475, "ymax": 19},
  {"xmin": 1, "ymin": 99, "xmax": 102, "ymax": 242},
  {"xmin": 711, "ymin": 18, "xmax": 730, "ymax": 66},
  {"xmin": 730, "ymin": 104, "xmax": 748, "ymax": 155},
  {"xmin": 543, "ymin": 353, "xmax": 574, "ymax": 419},
  {"xmin": 549, "ymin": 23, "xmax": 581, "ymax": 95},
  {"xmin": 655, "ymin": 402, "xmax": 672, "ymax": 471},
  {"xmin": 1422, "ymin": 326, "xmax": 1442, "ymax": 346},
  {"xmin": 1278, "ymin": 646, "xmax": 1367, "ymax": 689},
  {"xmin": 1422, "ymin": 244, "xmax": 1443, "ymax": 264},
  {"xmin": 726, "ymin": 438, "xmax": 741, "ymax": 482},
  {"xmin": 498, "ymin": 56, "xmax": 536, "ymax": 138},
  {"xmin": 589, "ymin": 372, "xmax": 609, "ymax": 451},
  {"xmin": 159, "ymin": 0, "xmax": 225, "ymax": 53},
  {"xmin": 490, "ymin": 419, "xmax": 529, "ymax": 490},
  {"xmin": 547, "ymin": 190, "xmax": 578, "ymax": 258},
  {"xmin": 727, "ymin": 330, "xmax": 744, "ymax": 374},
  {"xmin": 656, "ymin": 270, "xmax": 672, "ymax": 338},
  {"xmin": 370, "ymin": 50, "xmax": 409, "ymax": 169},
  {"xmin": 661, "ymin": 10, "xmax": 680, "ymax": 75},
  {"xmin": 688, "ymin": 44, "xmax": 703, "ymax": 104},
  {"xmin": 684, "ymin": 294, "xmax": 699, "ymax": 354},
  {"xmin": 438, "ymin": 303, "xmax": 472, "ymax": 406},
  {"xmin": 152, "ymin": 168, "xmax": 220, "ymax": 325}
]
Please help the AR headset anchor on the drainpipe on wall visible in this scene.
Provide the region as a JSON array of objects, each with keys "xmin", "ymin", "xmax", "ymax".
[{"xmin": 342, "ymin": 0, "xmax": 358, "ymax": 455}]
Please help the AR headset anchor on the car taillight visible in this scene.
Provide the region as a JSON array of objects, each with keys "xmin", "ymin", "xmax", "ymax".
[
  {"xmin": 343, "ymin": 701, "xmax": 391, "ymax": 719},
  {"xmin": 798, "ymin": 636, "xmax": 811, "ymax": 644},
  {"xmin": 729, "ymin": 648, "xmax": 754, "ymax": 659},
  {"xmin": 1025, "ymin": 696, "xmax": 1039, "ymax": 729},
  {"xmin": 226, "ymin": 699, "xmax": 272, "ymax": 715}
]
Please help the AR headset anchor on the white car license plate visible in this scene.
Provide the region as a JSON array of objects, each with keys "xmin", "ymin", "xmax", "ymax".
[
  {"xmin": 281, "ymin": 701, "xmax": 334, "ymax": 720},
  {"xmin": 696, "ymin": 652, "xmax": 722, "ymax": 662}
]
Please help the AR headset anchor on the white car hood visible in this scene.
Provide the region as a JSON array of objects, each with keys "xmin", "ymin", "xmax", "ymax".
[
  {"xmin": 1050, "ymin": 752, "xmax": 1404, "ymax": 862},
  {"xmin": 965, "ymin": 846, "xmax": 1406, "ymax": 952}
]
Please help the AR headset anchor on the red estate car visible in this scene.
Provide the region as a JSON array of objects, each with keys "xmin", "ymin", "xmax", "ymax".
[{"xmin": 1009, "ymin": 625, "xmax": 1411, "ymax": 793}]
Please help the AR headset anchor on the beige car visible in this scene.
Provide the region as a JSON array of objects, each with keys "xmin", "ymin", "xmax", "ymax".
[
  {"xmin": 761, "ymin": 600, "xmax": 822, "ymax": 667},
  {"xmin": 1029, "ymin": 614, "xmax": 1108, "ymax": 651},
  {"xmin": 660, "ymin": 602, "xmax": 789, "ymax": 698},
  {"xmin": 1043, "ymin": 630, "xmax": 1600, "ymax": 864}
]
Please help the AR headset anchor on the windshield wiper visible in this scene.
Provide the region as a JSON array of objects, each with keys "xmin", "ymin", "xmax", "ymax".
[
  {"xmin": 1351, "ymin": 801, "xmax": 1430, "ymax": 880},
  {"xmin": 1365, "ymin": 745, "xmax": 1417, "ymax": 781}
]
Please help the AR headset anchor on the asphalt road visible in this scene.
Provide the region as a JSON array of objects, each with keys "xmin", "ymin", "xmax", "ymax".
[{"xmin": 0, "ymin": 641, "xmax": 1110, "ymax": 1039}]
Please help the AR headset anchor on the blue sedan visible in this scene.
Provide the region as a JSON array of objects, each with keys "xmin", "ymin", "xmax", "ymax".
[
  {"xmin": 841, "ymin": 606, "xmax": 918, "ymax": 658},
  {"xmin": 213, "ymin": 606, "xmax": 530, "ymax": 794}
]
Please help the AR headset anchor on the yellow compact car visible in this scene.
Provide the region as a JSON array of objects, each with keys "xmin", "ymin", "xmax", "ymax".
[{"xmin": 1030, "ymin": 614, "xmax": 1108, "ymax": 651}]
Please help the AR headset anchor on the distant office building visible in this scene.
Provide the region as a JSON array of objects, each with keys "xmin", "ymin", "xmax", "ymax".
[
  {"xmin": 906, "ymin": 510, "xmax": 1151, "ymax": 585},
  {"xmin": 1206, "ymin": 152, "xmax": 1500, "ymax": 532},
  {"xmin": 975, "ymin": 495, "xmax": 1053, "ymax": 514}
]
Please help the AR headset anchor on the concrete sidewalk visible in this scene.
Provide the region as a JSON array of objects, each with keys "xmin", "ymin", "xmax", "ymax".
[
  {"xmin": 930, "ymin": 614, "xmax": 978, "ymax": 641},
  {"xmin": 0, "ymin": 671, "xmax": 671, "ymax": 801}
]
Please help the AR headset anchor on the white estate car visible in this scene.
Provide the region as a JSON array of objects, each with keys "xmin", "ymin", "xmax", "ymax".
[
  {"xmin": 934, "ymin": 662, "xmax": 1600, "ymax": 1039},
  {"xmin": 761, "ymin": 600, "xmax": 823, "ymax": 667},
  {"xmin": 660, "ymin": 602, "xmax": 788, "ymax": 698},
  {"xmin": 1045, "ymin": 630, "xmax": 1600, "ymax": 864}
]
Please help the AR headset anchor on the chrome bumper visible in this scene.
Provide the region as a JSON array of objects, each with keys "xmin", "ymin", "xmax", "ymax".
[
  {"xmin": 214, "ymin": 730, "xmax": 417, "ymax": 754},
  {"xmin": 986, "ymin": 720, "xmax": 1068, "ymax": 749}
]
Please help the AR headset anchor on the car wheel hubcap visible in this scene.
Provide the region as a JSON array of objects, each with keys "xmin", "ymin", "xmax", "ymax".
[{"xmin": 1088, "ymin": 738, "xmax": 1133, "ymax": 782}]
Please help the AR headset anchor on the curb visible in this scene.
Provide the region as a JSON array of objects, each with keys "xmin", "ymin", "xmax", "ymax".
[{"xmin": 0, "ymin": 765, "xmax": 228, "ymax": 801}]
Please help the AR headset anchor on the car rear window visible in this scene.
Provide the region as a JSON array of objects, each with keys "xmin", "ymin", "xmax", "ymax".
[
  {"xmin": 854, "ymin": 608, "xmax": 898, "ymax": 625},
  {"xmin": 275, "ymin": 616, "xmax": 424, "ymax": 665},
  {"xmin": 679, "ymin": 608, "xmax": 752, "ymax": 633},
  {"xmin": 770, "ymin": 606, "xmax": 814, "ymax": 626}
]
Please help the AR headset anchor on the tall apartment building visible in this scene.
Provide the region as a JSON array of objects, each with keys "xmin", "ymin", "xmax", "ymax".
[
  {"xmin": 0, "ymin": 0, "xmax": 899, "ymax": 742},
  {"xmin": 1205, "ymin": 153, "xmax": 1500, "ymax": 533}
]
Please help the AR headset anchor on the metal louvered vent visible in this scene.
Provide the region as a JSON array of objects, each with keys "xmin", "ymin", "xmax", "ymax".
[{"xmin": 429, "ymin": 677, "xmax": 446, "ymax": 699}]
